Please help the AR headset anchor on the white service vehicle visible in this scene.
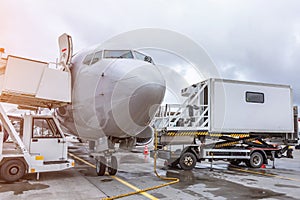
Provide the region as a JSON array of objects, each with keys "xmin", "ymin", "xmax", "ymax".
[
  {"xmin": 152, "ymin": 78, "xmax": 298, "ymax": 170},
  {"xmin": 0, "ymin": 34, "xmax": 74, "ymax": 182},
  {"xmin": 0, "ymin": 112, "xmax": 74, "ymax": 182}
]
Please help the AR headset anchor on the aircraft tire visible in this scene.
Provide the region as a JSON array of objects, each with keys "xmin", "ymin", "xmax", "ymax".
[
  {"xmin": 96, "ymin": 156, "xmax": 106, "ymax": 176},
  {"xmin": 108, "ymin": 156, "xmax": 118, "ymax": 175}
]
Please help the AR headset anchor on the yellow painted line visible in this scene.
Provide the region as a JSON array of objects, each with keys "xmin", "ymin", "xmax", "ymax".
[
  {"xmin": 231, "ymin": 167, "xmax": 300, "ymax": 182},
  {"xmin": 68, "ymin": 153, "xmax": 96, "ymax": 168},
  {"xmin": 68, "ymin": 153, "xmax": 158, "ymax": 200},
  {"xmin": 111, "ymin": 175, "xmax": 159, "ymax": 200}
]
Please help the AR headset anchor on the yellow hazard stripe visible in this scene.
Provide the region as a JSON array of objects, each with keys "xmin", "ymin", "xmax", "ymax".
[
  {"xmin": 230, "ymin": 134, "xmax": 250, "ymax": 138},
  {"xmin": 166, "ymin": 131, "xmax": 208, "ymax": 136}
]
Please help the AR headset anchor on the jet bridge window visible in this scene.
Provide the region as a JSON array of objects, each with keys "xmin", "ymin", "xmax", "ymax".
[
  {"xmin": 246, "ymin": 92, "xmax": 264, "ymax": 104},
  {"xmin": 104, "ymin": 50, "xmax": 133, "ymax": 59},
  {"xmin": 32, "ymin": 118, "xmax": 62, "ymax": 138}
]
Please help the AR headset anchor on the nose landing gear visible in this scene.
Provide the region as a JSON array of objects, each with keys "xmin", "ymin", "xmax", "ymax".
[{"xmin": 96, "ymin": 155, "xmax": 118, "ymax": 176}]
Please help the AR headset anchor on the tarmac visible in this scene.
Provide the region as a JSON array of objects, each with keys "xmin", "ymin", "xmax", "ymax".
[{"xmin": 1, "ymin": 141, "xmax": 300, "ymax": 200}]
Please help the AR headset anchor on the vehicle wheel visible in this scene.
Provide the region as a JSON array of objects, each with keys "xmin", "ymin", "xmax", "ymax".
[
  {"xmin": 249, "ymin": 152, "xmax": 264, "ymax": 168},
  {"xmin": 96, "ymin": 156, "xmax": 106, "ymax": 176},
  {"xmin": 230, "ymin": 159, "xmax": 242, "ymax": 166},
  {"xmin": 245, "ymin": 160, "xmax": 251, "ymax": 167},
  {"xmin": 0, "ymin": 159, "xmax": 26, "ymax": 182},
  {"xmin": 108, "ymin": 156, "xmax": 118, "ymax": 176},
  {"xmin": 179, "ymin": 152, "xmax": 197, "ymax": 170}
]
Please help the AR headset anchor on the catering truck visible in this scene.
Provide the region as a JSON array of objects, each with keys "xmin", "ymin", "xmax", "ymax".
[
  {"xmin": 0, "ymin": 35, "xmax": 74, "ymax": 182},
  {"xmin": 152, "ymin": 78, "xmax": 298, "ymax": 170}
]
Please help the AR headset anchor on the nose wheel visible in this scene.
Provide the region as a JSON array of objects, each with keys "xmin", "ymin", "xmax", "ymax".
[
  {"xmin": 96, "ymin": 156, "xmax": 118, "ymax": 176},
  {"xmin": 108, "ymin": 156, "xmax": 118, "ymax": 175}
]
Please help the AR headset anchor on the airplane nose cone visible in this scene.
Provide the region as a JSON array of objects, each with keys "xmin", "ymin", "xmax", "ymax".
[
  {"xmin": 111, "ymin": 62, "xmax": 166, "ymax": 136},
  {"xmin": 129, "ymin": 83, "xmax": 165, "ymax": 126}
]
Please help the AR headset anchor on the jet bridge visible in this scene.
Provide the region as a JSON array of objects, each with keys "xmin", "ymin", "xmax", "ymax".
[
  {"xmin": 0, "ymin": 55, "xmax": 71, "ymax": 109},
  {"xmin": 0, "ymin": 33, "xmax": 72, "ymax": 109}
]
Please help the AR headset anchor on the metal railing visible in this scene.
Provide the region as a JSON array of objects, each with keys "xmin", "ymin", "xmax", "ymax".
[{"xmin": 153, "ymin": 82, "xmax": 209, "ymax": 130}]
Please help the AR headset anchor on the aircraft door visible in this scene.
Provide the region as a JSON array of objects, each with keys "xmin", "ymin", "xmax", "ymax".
[
  {"xmin": 30, "ymin": 118, "xmax": 67, "ymax": 162},
  {"xmin": 58, "ymin": 33, "xmax": 73, "ymax": 68}
]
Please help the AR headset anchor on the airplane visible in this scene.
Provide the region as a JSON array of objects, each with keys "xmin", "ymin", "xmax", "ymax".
[{"xmin": 55, "ymin": 34, "xmax": 166, "ymax": 175}]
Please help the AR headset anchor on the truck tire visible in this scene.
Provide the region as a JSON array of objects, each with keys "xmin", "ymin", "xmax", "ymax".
[
  {"xmin": 179, "ymin": 152, "xmax": 197, "ymax": 170},
  {"xmin": 96, "ymin": 156, "xmax": 106, "ymax": 176},
  {"xmin": 249, "ymin": 152, "xmax": 263, "ymax": 168},
  {"xmin": 0, "ymin": 159, "xmax": 26, "ymax": 182},
  {"xmin": 108, "ymin": 156, "xmax": 118, "ymax": 176}
]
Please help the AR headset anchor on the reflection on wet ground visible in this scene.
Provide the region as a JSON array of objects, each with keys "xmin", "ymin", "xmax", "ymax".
[
  {"xmin": 0, "ymin": 180, "xmax": 49, "ymax": 195},
  {"xmin": 165, "ymin": 169, "xmax": 296, "ymax": 200},
  {"xmin": 1, "ymin": 143, "xmax": 300, "ymax": 199}
]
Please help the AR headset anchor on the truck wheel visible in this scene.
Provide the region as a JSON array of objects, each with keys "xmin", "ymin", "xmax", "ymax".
[
  {"xmin": 249, "ymin": 152, "xmax": 263, "ymax": 168},
  {"xmin": 108, "ymin": 156, "xmax": 118, "ymax": 176},
  {"xmin": 179, "ymin": 152, "xmax": 197, "ymax": 170},
  {"xmin": 245, "ymin": 160, "xmax": 251, "ymax": 167},
  {"xmin": 96, "ymin": 156, "xmax": 106, "ymax": 176},
  {"xmin": 0, "ymin": 159, "xmax": 26, "ymax": 182}
]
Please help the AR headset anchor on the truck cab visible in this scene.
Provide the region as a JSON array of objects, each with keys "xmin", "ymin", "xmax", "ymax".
[
  {"xmin": 0, "ymin": 113, "xmax": 74, "ymax": 182},
  {"xmin": 17, "ymin": 115, "xmax": 68, "ymax": 162}
]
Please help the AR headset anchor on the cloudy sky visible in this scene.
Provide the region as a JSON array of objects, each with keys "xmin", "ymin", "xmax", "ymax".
[{"xmin": 1, "ymin": 0, "xmax": 300, "ymax": 104}]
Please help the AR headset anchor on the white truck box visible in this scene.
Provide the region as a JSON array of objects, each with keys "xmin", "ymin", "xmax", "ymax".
[{"xmin": 209, "ymin": 79, "xmax": 294, "ymax": 133}]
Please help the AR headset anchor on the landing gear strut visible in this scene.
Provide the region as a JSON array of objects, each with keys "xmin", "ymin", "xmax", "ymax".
[{"xmin": 96, "ymin": 155, "xmax": 118, "ymax": 176}]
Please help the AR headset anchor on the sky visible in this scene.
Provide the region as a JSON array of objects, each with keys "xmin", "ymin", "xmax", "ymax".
[{"xmin": 1, "ymin": 0, "xmax": 300, "ymax": 104}]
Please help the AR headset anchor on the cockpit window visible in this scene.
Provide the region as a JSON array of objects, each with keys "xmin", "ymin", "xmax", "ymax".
[
  {"xmin": 134, "ymin": 51, "xmax": 147, "ymax": 60},
  {"xmin": 83, "ymin": 53, "xmax": 93, "ymax": 65},
  {"xmin": 83, "ymin": 51, "xmax": 102, "ymax": 65},
  {"xmin": 104, "ymin": 50, "xmax": 133, "ymax": 59},
  {"xmin": 134, "ymin": 51, "xmax": 154, "ymax": 64},
  {"xmin": 90, "ymin": 51, "xmax": 102, "ymax": 65},
  {"xmin": 82, "ymin": 50, "xmax": 154, "ymax": 65}
]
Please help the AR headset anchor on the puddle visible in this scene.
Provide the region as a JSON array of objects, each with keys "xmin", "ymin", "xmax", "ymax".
[
  {"xmin": 167, "ymin": 168, "xmax": 297, "ymax": 200},
  {"xmin": 101, "ymin": 179, "xmax": 113, "ymax": 182},
  {"xmin": 0, "ymin": 181, "xmax": 49, "ymax": 195}
]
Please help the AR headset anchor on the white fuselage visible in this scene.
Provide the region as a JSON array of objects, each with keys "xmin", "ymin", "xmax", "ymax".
[{"xmin": 57, "ymin": 49, "xmax": 166, "ymax": 141}]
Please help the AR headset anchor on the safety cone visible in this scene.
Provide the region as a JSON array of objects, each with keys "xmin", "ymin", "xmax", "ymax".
[
  {"xmin": 143, "ymin": 145, "xmax": 149, "ymax": 155},
  {"xmin": 261, "ymin": 164, "xmax": 266, "ymax": 169}
]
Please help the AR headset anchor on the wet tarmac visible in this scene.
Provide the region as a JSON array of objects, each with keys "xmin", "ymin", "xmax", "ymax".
[{"xmin": 1, "ymin": 142, "xmax": 300, "ymax": 200}]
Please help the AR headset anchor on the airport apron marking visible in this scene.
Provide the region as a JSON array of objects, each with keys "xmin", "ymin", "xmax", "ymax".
[{"xmin": 68, "ymin": 153, "xmax": 158, "ymax": 200}]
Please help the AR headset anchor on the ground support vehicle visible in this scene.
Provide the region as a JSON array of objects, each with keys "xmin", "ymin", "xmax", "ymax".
[
  {"xmin": 0, "ymin": 38, "xmax": 74, "ymax": 182},
  {"xmin": 151, "ymin": 78, "xmax": 298, "ymax": 169}
]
